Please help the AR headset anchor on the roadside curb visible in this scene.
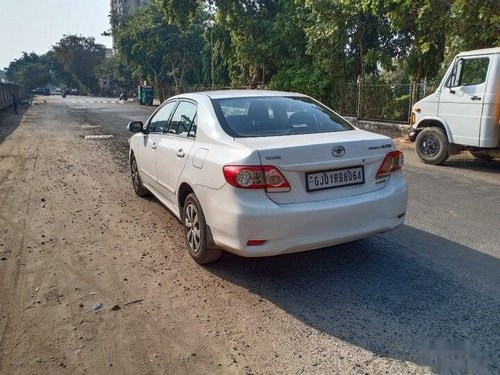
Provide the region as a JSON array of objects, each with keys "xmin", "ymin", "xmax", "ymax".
[{"xmin": 345, "ymin": 116, "xmax": 410, "ymax": 139}]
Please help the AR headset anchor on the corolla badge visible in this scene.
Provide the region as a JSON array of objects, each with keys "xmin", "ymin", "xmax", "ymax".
[{"xmin": 331, "ymin": 145, "xmax": 346, "ymax": 158}]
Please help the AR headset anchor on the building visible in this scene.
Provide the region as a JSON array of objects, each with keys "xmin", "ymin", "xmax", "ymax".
[
  {"xmin": 110, "ymin": 0, "xmax": 149, "ymax": 47},
  {"xmin": 110, "ymin": 0, "xmax": 149, "ymax": 21}
]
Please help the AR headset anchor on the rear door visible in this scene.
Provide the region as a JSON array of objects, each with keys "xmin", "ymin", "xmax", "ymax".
[{"xmin": 155, "ymin": 100, "xmax": 197, "ymax": 206}]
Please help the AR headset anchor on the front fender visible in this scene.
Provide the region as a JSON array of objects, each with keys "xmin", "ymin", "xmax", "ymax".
[{"xmin": 414, "ymin": 116, "xmax": 454, "ymax": 144}]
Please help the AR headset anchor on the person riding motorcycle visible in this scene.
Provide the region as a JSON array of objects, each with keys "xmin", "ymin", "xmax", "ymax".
[{"xmin": 119, "ymin": 91, "xmax": 128, "ymax": 101}]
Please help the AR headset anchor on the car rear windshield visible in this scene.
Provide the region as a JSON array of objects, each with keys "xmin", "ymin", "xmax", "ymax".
[{"xmin": 212, "ymin": 96, "xmax": 354, "ymax": 138}]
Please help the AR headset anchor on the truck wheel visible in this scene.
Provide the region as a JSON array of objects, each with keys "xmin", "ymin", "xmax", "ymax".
[
  {"xmin": 470, "ymin": 151, "xmax": 493, "ymax": 161},
  {"xmin": 415, "ymin": 127, "xmax": 449, "ymax": 165}
]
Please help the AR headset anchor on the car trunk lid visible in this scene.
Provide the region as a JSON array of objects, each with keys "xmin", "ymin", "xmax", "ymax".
[{"xmin": 235, "ymin": 130, "xmax": 396, "ymax": 204}]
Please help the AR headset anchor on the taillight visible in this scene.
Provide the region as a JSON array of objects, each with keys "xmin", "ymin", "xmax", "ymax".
[
  {"xmin": 247, "ymin": 240, "xmax": 266, "ymax": 246},
  {"xmin": 223, "ymin": 165, "xmax": 290, "ymax": 192},
  {"xmin": 376, "ymin": 151, "xmax": 404, "ymax": 178}
]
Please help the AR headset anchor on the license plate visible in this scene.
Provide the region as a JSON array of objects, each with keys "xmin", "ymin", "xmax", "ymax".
[{"xmin": 306, "ymin": 166, "xmax": 364, "ymax": 192}]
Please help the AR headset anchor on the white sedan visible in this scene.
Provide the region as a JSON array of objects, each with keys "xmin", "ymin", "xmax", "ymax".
[{"xmin": 128, "ymin": 90, "xmax": 408, "ymax": 264}]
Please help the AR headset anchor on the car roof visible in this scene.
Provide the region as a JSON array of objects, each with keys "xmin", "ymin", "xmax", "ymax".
[{"xmin": 171, "ymin": 90, "xmax": 308, "ymax": 100}]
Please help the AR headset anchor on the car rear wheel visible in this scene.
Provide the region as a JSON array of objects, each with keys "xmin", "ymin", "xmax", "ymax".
[
  {"xmin": 130, "ymin": 154, "xmax": 149, "ymax": 197},
  {"xmin": 183, "ymin": 193, "xmax": 222, "ymax": 264},
  {"xmin": 415, "ymin": 127, "xmax": 449, "ymax": 165}
]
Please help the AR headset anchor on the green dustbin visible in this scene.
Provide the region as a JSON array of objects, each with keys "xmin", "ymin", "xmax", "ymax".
[{"xmin": 138, "ymin": 86, "xmax": 154, "ymax": 106}]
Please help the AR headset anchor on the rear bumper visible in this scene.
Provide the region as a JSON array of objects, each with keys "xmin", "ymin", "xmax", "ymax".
[{"xmin": 197, "ymin": 173, "xmax": 408, "ymax": 257}]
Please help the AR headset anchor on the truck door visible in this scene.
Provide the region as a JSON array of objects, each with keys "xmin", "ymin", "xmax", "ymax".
[{"xmin": 438, "ymin": 57, "xmax": 489, "ymax": 147}]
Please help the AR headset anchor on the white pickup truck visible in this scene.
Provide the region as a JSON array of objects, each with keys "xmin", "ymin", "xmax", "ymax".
[{"xmin": 409, "ymin": 47, "xmax": 500, "ymax": 164}]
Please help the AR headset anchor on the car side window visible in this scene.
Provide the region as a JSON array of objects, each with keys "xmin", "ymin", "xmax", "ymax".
[
  {"xmin": 167, "ymin": 101, "xmax": 197, "ymax": 138},
  {"xmin": 459, "ymin": 58, "xmax": 489, "ymax": 86},
  {"xmin": 148, "ymin": 101, "xmax": 177, "ymax": 133}
]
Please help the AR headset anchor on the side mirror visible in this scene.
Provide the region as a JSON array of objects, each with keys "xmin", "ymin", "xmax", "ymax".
[{"xmin": 127, "ymin": 121, "xmax": 144, "ymax": 133}]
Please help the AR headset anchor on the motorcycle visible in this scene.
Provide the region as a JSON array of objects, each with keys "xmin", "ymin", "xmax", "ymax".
[{"xmin": 119, "ymin": 91, "xmax": 128, "ymax": 101}]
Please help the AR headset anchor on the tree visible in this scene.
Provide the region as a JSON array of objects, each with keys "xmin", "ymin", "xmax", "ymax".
[
  {"xmin": 113, "ymin": 0, "xmax": 498, "ymax": 104},
  {"xmin": 6, "ymin": 52, "xmax": 52, "ymax": 89},
  {"xmin": 163, "ymin": 0, "xmax": 282, "ymax": 86},
  {"xmin": 114, "ymin": 0, "xmax": 204, "ymax": 99},
  {"xmin": 53, "ymin": 35, "xmax": 107, "ymax": 93},
  {"xmin": 300, "ymin": 0, "xmax": 398, "ymax": 82},
  {"xmin": 95, "ymin": 54, "xmax": 136, "ymax": 93},
  {"xmin": 447, "ymin": 0, "xmax": 500, "ymax": 57},
  {"xmin": 162, "ymin": 0, "xmax": 200, "ymax": 30},
  {"xmin": 386, "ymin": 0, "xmax": 452, "ymax": 83}
]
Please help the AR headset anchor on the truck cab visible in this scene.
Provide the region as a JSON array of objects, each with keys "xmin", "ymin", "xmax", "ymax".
[{"xmin": 409, "ymin": 47, "xmax": 500, "ymax": 164}]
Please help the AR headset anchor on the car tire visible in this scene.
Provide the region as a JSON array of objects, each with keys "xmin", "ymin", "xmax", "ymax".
[
  {"xmin": 470, "ymin": 151, "xmax": 493, "ymax": 161},
  {"xmin": 415, "ymin": 127, "xmax": 449, "ymax": 165},
  {"xmin": 130, "ymin": 154, "xmax": 149, "ymax": 197},
  {"xmin": 182, "ymin": 193, "xmax": 222, "ymax": 264}
]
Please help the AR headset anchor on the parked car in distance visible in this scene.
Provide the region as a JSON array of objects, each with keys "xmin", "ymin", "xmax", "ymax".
[
  {"xmin": 128, "ymin": 90, "xmax": 408, "ymax": 264},
  {"xmin": 32, "ymin": 87, "xmax": 50, "ymax": 95}
]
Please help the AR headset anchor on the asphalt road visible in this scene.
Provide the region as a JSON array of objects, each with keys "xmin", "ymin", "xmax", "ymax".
[
  {"xmin": 1, "ymin": 95, "xmax": 499, "ymax": 374},
  {"xmin": 66, "ymin": 95, "xmax": 500, "ymax": 371}
]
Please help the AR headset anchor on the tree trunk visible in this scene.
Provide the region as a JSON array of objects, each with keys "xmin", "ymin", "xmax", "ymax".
[
  {"xmin": 415, "ymin": 62, "xmax": 424, "ymax": 84},
  {"xmin": 359, "ymin": 34, "xmax": 365, "ymax": 82},
  {"xmin": 169, "ymin": 61, "xmax": 181, "ymax": 95},
  {"xmin": 155, "ymin": 76, "xmax": 164, "ymax": 103}
]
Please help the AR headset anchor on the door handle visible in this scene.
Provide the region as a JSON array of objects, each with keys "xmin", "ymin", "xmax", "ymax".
[
  {"xmin": 151, "ymin": 142, "xmax": 157, "ymax": 149},
  {"xmin": 176, "ymin": 148, "xmax": 185, "ymax": 158},
  {"xmin": 471, "ymin": 95, "xmax": 481, "ymax": 101}
]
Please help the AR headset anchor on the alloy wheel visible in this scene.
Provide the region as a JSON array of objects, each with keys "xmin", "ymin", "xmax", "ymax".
[
  {"xmin": 131, "ymin": 158, "xmax": 141, "ymax": 191},
  {"xmin": 184, "ymin": 203, "xmax": 201, "ymax": 253}
]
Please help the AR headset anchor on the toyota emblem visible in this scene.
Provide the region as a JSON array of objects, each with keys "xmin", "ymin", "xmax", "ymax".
[{"xmin": 331, "ymin": 145, "xmax": 345, "ymax": 158}]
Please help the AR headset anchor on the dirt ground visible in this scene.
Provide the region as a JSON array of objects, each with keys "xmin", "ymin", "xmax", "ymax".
[
  {"xmin": 0, "ymin": 101, "xmax": 261, "ymax": 374},
  {"xmin": 3, "ymin": 99, "xmax": 497, "ymax": 375}
]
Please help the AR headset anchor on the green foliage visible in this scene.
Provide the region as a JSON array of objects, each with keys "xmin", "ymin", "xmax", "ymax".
[
  {"xmin": 114, "ymin": 0, "xmax": 204, "ymax": 99},
  {"xmin": 112, "ymin": 0, "xmax": 497, "ymax": 119},
  {"xmin": 6, "ymin": 51, "xmax": 77, "ymax": 90},
  {"xmin": 5, "ymin": 0, "xmax": 499, "ymax": 105},
  {"xmin": 162, "ymin": 0, "xmax": 200, "ymax": 30},
  {"xmin": 447, "ymin": 0, "xmax": 500, "ymax": 57},
  {"xmin": 301, "ymin": 0, "xmax": 397, "ymax": 81},
  {"xmin": 6, "ymin": 53, "xmax": 52, "ymax": 89},
  {"xmin": 95, "ymin": 54, "xmax": 135, "ymax": 91},
  {"xmin": 385, "ymin": 0, "xmax": 452, "ymax": 82},
  {"xmin": 53, "ymin": 35, "xmax": 107, "ymax": 92}
]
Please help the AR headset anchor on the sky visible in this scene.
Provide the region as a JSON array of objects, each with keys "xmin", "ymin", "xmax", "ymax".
[{"xmin": 0, "ymin": 0, "xmax": 113, "ymax": 70}]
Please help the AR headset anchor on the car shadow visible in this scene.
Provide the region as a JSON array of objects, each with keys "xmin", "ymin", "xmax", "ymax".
[{"xmin": 205, "ymin": 225, "xmax": 499, "ymax": 374}]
